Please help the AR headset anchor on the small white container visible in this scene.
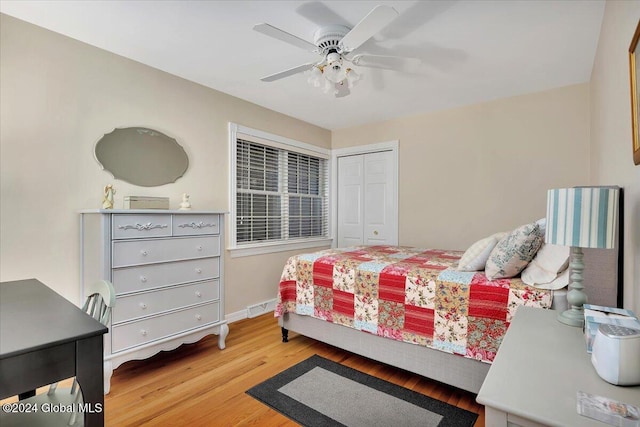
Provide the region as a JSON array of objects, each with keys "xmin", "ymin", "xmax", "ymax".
[{"xmin": 591, "ymin": 324, "xmax": 640, "ymax": 386}]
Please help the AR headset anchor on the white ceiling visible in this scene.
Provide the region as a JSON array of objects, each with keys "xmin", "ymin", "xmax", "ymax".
[{"xmin": 0, "ymin": 0, "xmax": 605, "ymax": 130}]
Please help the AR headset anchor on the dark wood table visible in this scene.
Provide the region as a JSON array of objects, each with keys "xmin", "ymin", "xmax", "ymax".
[{"xmin": 0, "ymin": 279, "xmax": 108, "ymax": 427}]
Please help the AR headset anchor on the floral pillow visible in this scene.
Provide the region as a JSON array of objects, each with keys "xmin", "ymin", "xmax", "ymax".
[{"xmin": 485, "ymin": 222, "xmax": 544, "ymax": 280}]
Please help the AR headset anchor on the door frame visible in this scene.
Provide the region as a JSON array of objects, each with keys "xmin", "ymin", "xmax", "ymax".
[{"xmin": 331, "ymin": 140, "xmax": 399, "ymax": 248}]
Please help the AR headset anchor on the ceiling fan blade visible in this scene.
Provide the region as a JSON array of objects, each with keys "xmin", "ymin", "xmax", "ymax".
[
  {"xmin": 339, "ymin": 5, "xmax": 399, "ymax": 53},
  {"xmin": 260, "ymin": 63, "xmax": 315, "ymax": 82},
  {"xmin": 351, "ymin": 54, "xmax": 421, "ymax": 72},
  {"xmin": 253, "ymin": 23, "xmax": 317, "ymax": 52},
  {"xmin": 296, "ymin": 1, "xmax": 350, "ymax": 27}
]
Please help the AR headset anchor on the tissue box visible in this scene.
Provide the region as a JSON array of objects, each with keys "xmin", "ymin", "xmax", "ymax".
[
  {"xmin": 583, "ymin": 304, "xmax": 640, "ymax": 353},
  {"xmin": 124, "ymin": 196, "xmax": 170, "ymax": 210}
]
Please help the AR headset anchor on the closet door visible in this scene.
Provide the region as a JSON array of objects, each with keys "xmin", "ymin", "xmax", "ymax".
[
  {"xmin": 363, "ymin": 151, "xmax": 396, "ymax": 245},
  {"xmin": 337, "ymin": 155, "xmax": 364, "ymax": 247},
  {"xmin": 337, "ymin": 151, "xmax": 397, "ymax": 247}
]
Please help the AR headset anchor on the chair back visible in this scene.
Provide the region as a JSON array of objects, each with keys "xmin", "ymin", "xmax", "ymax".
[{"xmin": 82, "ymin": 280, "xmax": 116, "ymax": 326}]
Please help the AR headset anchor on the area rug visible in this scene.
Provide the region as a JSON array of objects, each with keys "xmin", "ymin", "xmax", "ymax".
[{"xmin": 246, "ymin": 354, "xmax": 478, "ymax": 427}]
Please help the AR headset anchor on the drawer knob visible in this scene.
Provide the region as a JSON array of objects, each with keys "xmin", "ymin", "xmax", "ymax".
[
  {"xmin": 196, "ymin": 245, "xmax": 203, "ymax": 251},
  {"xmin": 139, "ymin": 302, "xmax": 147, "ymax": 310},
  {"xmin": 195, "ymin": 291, "xmax": 202, "ymax": 298},
  {"xmin": 140, "ymin": 329, "xmax": 148, "ymax": 336},
  {"xmin": 140, "ymin": 276, "xmax": 147, "ymax": 283},
  {"xmin": 195, "ymin": 314, "xmax": 202, "ymax": 321},
  {"xmin": 141, "ymin": 250, "xmax": 148, "ymax": 256},
  {"xmin": 195, "ymin": 268, "xmax": 202, "ymax": 274}
]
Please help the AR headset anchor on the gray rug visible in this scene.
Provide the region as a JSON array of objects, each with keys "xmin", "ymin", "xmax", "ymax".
[{"xmin": 246, "ymin": 354, "xmax": 478, "ymax": 427}]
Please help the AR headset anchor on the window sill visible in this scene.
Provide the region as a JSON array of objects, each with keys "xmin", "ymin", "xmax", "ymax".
[{"xmin": 228, "ymin": 238, "xmax": 333, "ymax": 258}]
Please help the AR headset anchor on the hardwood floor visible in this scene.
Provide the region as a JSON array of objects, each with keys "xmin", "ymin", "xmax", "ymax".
[
  {"xmin": 1, "ymin": 313, "xmax": 484, "ymax": 425},
  {"xmin": 104, "ymin": 313, "xmax": 485, "ymax": 426}
]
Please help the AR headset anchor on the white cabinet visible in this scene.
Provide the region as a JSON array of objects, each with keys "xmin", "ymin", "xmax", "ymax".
[{"xmin": 80, "ymin": 210, "xmax": 229, "ymax": 393}]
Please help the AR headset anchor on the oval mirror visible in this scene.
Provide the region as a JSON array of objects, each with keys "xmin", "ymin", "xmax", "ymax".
[{"xmin": 95, "ymin": 127, "xmax": 189, "ymax": 187}]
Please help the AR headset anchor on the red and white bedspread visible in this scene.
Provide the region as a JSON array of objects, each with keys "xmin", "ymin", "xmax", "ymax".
[{"xmin": 275, "ymin": 245, "xmax": 552, "ymax": 363}]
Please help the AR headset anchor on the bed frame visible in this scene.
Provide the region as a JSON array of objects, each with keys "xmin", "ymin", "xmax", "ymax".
[{"xmin": 278, "ymin": 246, "xmax": 621, "ymax": 394}]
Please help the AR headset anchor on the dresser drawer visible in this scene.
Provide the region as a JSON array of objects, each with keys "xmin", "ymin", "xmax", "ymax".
[
  {"xmin": 112, "ymin": 280, "xmax": 220, "ymax": 323},
  {"xmin": 111, "ymin": 302, "xmax": 220, "ymax": 353},
  {"xmin": 111, "ymin": 258, "xmax": 219, "ymax": 294},
  {"xmin": 112, "ymin": 214, "xmax": 172, "ymax": 239},
  {"xmin": 112, "ymin": 235, "xmax": 220, "ymax": 267},
  {"xmin": 172, "ymin": 214, "xmax": 220, "ymax": 236}
]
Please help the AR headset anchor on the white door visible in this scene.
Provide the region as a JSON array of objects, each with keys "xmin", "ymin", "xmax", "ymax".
[
  {"xmin": 337, "ymin": 155, "xmax": 364, "ymax": 247},
  {"xmin": 337, "ymin": 150, "xmax": 397, "ymax": 247}
]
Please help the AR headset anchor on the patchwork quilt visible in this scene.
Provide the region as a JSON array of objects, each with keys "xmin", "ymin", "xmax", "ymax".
[{"xmin": 275, "ymin": 245, "xmax": 553, "ymax": 363}]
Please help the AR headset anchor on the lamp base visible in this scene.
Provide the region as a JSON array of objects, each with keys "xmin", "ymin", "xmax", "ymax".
[
  {"xmin": 557, "ymin": 246, "xmax": 587, "ymax": 327},
  {"xmin": 557, "ymin": 308, "xmax": 584, "ymax": 327}
]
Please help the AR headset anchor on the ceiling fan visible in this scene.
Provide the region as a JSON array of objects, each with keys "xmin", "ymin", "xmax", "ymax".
[{"xmin": 253, "ymin": 5, "xmax": 419, "ymax": 97}]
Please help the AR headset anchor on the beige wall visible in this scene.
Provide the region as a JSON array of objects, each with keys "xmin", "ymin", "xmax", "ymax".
[
  {"xmin": 332, "ymin": 84, "xmax": 590, "ymax": 251},
  {"xmin": 0, "ymin": 14, "xmax": 331, "ymax": 313},
  {"xmin": 590, "ymin": 0, "xmax": 640, "ymax": 313}
]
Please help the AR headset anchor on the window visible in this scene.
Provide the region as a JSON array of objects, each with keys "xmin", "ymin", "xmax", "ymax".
[{"xmin": 229, "ymin": 124, "xmax": 330, "ymax": 256}]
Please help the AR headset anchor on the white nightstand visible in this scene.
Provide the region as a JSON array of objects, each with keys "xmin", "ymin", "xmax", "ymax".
[{"xmin": 477, "ymin": 306, "xmax": 640, "ymax": 427}]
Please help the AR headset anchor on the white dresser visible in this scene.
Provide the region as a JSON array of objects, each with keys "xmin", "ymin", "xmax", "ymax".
[{"xmin": 80, "ymin": 210, "xmax": 229, "ymax": 393}]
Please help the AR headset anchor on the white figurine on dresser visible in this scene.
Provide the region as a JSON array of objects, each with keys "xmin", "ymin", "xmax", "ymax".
[{"xmin": 79, "ymin": 210, "xmax": 229, "ymax": 393}]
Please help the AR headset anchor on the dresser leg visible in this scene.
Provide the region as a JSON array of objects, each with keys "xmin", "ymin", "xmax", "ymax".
[
  {"xmin": 218, "ymin": 323, "xmax": 229, "ymax": 350},
  {"xmin": 104, "ymin": 360, "xmax": 113, "ymax": 394},
  {"xmin": 281, "ymin": 327, "xmax": 289, "ymax": 343}
]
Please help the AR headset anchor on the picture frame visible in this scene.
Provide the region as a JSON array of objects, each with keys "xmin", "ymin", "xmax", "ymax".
[{"xmin": 629, "ymin": 20, "xmax": 640, "ymax": 166}]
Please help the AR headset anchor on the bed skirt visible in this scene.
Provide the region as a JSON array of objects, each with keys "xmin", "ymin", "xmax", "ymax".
[{"xmin": 279, "ymin": 312, "xmax": 491, "ymax": 394}]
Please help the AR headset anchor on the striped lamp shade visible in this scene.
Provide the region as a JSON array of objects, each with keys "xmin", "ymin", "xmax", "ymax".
[{"xmin": 546, "ymin": 187, "xmax": 619, "ymax": 249}]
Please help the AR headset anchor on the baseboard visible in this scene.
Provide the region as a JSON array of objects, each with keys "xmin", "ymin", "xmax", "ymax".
[{"xmin": 225, "ymin": 309, "xmax": 248, "ymax": 324}]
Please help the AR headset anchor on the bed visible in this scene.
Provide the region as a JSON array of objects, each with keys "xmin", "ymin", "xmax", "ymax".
[{"xmin": 275, "ymin": 239, "xmax": 618, "ymax": 393}]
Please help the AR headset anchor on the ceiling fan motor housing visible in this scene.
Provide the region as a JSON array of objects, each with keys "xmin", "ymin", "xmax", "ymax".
[{"xmin": 313, "ymin": 25, "xmax": 350, "ymax": 55}]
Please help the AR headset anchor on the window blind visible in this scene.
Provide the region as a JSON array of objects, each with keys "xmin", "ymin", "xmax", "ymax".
[{"xmin": 235, "ymin": 137, "xmax": 329, "ymax": 245}]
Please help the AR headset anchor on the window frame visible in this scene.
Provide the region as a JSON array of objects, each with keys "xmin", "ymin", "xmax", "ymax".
[{"xmin": 228, "ymin": 123, "xmax": 332, "ymax": 258}]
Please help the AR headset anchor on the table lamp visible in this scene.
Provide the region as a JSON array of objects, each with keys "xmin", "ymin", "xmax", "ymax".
[{"xmin": 545, "ymin": 187, "xmax": 619, "ymax": 327}]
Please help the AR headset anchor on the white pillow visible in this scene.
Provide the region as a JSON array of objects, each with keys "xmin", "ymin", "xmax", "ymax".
[
  {"xmin": 521, "ymin": 243, "xmax": 570, "ymax": 286},
  {"xmin": 457, "ymin": 232, "xmax": 507, "ymax": 271},
  {"xmin": 527, "ymin": 268, "xmax": 570, "ymax": 290}
]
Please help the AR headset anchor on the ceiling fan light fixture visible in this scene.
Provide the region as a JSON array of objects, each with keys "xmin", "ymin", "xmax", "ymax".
[
  {"xmin": 306, "ymin": 65, "xmax": 323, "ymax": 87},
  {"xmin": 324, "ymin": 66, "xmax": 346, "ymax": 84},
  {"xmin": 307, "ymin": 60, "xmax": 358, "ymax": 95},
  {"xmin": 345, "ymin": 68, "xmax": 360, "ymax": 89},
  {"xmin": 322, "ymin": 78, "xmax": 335, "ymax": 95},
  {"xmin": 323, "ymin": 52, "xmax": 346, "ymax": 84}
]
